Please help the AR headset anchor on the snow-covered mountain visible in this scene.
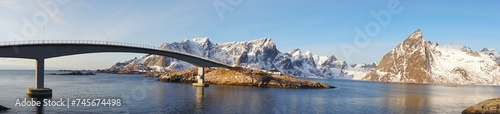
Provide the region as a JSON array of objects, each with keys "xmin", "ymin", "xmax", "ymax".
[
  {"xmin": 363, "ymin": 29, "xmax": 500, "ymax": 85},
  {"xmin": 110, "ymin": 56, "xmax": 152, "ymax": 72},
  {"xmin": 110, "ymin": 38, "xmax": 376, "ymax": 79},
  {"xmin": 272, "ymin": 48, "xmax": 376, "ymax": 79},
  {"xmin": 481, "ymin": 48, "xmax": 500, "ymax": 64}
]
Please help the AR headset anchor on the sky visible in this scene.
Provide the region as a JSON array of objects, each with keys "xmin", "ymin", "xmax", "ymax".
[{"xmin": 0, "ymin": 0, "xmax": 499, "ymax": 70}]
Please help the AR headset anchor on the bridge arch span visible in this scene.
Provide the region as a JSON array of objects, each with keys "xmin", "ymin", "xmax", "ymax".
[
  {"xmin": 0, "ymin": 40, "xmax": 224, "ymax": 96},
  {"xmin": 0, "ymin": 40, "xmax": 230, "ymax": 68}
]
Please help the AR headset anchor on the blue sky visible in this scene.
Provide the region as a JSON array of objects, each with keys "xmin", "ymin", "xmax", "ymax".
[{"xmin": 0, "ymin": 0, "xmax": 499, "ymax": 70}]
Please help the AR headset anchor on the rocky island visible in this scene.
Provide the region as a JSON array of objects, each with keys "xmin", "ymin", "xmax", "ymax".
[
  {"xmin": 463, "ymin": 97, "xmax": 500, "ymax": 114},
  {"xmin": 151, "ymin": 67, "xmax": 334, "ymax": 89},
  {"xmin": 47, "ymin": 70, "xmax": 96, "ymax": 75}
]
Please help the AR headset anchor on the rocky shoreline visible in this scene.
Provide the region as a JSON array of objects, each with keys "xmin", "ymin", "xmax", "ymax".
[
  {"xmin": 152, "ymin": 68, "xmax": 334, "ymax": 89},
  {"xmin": 463, "ymin": 97, "xmax": 500, "ymax": 114}
]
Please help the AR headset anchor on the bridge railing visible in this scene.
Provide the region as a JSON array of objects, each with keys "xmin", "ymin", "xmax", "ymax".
[
  {"xmin": 0, "ymin": 40, "xmax": 230, "ymax": 66},
  {"xmin": 0, "ymin": 40, "xmax": 161, "ymax": 50}
]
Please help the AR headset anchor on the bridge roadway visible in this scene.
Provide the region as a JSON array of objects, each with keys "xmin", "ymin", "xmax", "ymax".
[{"xmin": 0, "ymin": 40, "xmax": 231, "ymax": 97}]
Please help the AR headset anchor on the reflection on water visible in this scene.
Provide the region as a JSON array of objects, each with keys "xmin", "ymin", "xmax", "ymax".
[
  {"xmin": 382, "ymin": 83, "xmax": 431, "ymax": 114},
  {"xmin": 195, "ymin": 87, "xmax": 203, "ymax": 113},
  {"xmin": 201, "ymin": 85, "xmax": 275, "ymax": 113},
  {"xmin": 0, "ymin": 70, "xmax": 499, "ymax": 113},
  {"xmin": 26, "ymin": 97, "xmax": 63, "ymax": 114},
  {"xmin": 33, "ymin": 98, "xmax": 44, "ymax": 114},
  {"xmin": 381, "ymin": 83, "xmax": 500, "ymax": 113}
]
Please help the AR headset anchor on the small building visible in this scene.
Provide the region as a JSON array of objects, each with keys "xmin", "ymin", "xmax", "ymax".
[
  {"xmin": 138, "ymin": 69, "xmax": 152, "ymax": 73},
  {"xmin": 269, "ymin": 70, "xmax": 282, "ymax": 76}
]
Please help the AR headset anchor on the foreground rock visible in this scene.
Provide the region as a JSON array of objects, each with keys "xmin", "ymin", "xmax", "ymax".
[
  {"xmin": 0, "ymin": 105, "xmax": 9, "ymax": 111},
  {"xmin": 157, "ymin": 68, "xmax": 334, "ymax": 89},
  {"xmin": 463, "ymin": 97, "xmax": 500, "ymax": 114}
]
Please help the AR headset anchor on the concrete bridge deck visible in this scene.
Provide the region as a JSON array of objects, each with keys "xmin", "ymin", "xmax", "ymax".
[{"xmin": 0, "ymin": 40, "xmax": 229, "ymax": 97}]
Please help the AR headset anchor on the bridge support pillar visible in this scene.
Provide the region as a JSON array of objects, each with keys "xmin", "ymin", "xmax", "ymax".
[
  {"xmin": 27, "ymin": 59, "xmax": 52, "ymax": 97},
  {"xmin": 193, "ymin": 67, "xmax": 209, "ymax": 87}
]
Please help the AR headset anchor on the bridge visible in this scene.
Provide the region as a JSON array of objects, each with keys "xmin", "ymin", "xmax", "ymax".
[{"xmin": 0, "ymin": 40, "xmax": 232, "ymax": 97}]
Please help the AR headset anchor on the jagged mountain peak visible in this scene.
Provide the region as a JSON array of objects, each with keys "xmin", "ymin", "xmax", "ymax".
[
  {"xmin": 389, "ymin": 29, "xmax": 429, "ymax": 59},
  {"xmin": 326, "ymin": 55, "xmax": 338, "ymax": 61},
  {"xmin": 482, "ymin": 48, "xmax": 498, "ymax": 52},
  {"xmin": 249, "ymin": 38, "xmax": 276, "ymax": 49},
  {"xmin": 192, "ymin": 37, "xmax": 211, "ymax": 44},
  {"xmin": 253, "ymin": 38, "xmax": 273, "ymax": 42},
  {"xmin": 177, "ymin": 37, "xmax": 212, "ymax": 45},
  {"xmin": 407, "ymin": 29, "xmax": 423, "ymax": 40},
  {"xmin": 290, "ymin": 49, "xmax": 302, "ymax": 57},
  {"xmin": 481, "ymin": 47, "xmax": 500, "ymax": 64},
  {"xmin": 304, "ymin": 51, "xmax": 314, "ymax": 58},
  {"xmin": 401, "ymin": 29, "xmax": 425, "ymax": 47},
  {"xmin": 322, "ymin": 55, "xmax": 338, "ymax": 63},
  {"xmin": 218, "ymin": 38, "xmax": 276, "ymax": 48},
  {"xmin": 181, "ymin": 38, "xmax": 189, "ymax": 42}
]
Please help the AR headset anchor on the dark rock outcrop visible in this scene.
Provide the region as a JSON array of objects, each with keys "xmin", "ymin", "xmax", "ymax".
[{"xmin": 0, "ymin": 105, "xmax": 9, "ymax": 111}]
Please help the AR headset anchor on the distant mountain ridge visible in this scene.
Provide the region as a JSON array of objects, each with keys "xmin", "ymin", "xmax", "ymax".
[
  {"xmin": 110, "ymin": 38, "xmax": 376, "ymax": 79},
  {"xmin": 363, "ymin": 29, "xmax": 500, "ymax": 85}
]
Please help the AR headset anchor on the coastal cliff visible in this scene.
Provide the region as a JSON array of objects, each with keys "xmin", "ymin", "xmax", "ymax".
[{"xmin": 154, "ymin": 68, "xmax": 334, "ymax": 89}]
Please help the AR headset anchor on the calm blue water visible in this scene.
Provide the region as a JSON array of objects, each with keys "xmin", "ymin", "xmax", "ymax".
[{"xmin": 0, "ymin": 70, "xmax": 499, "ymax": 113}]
